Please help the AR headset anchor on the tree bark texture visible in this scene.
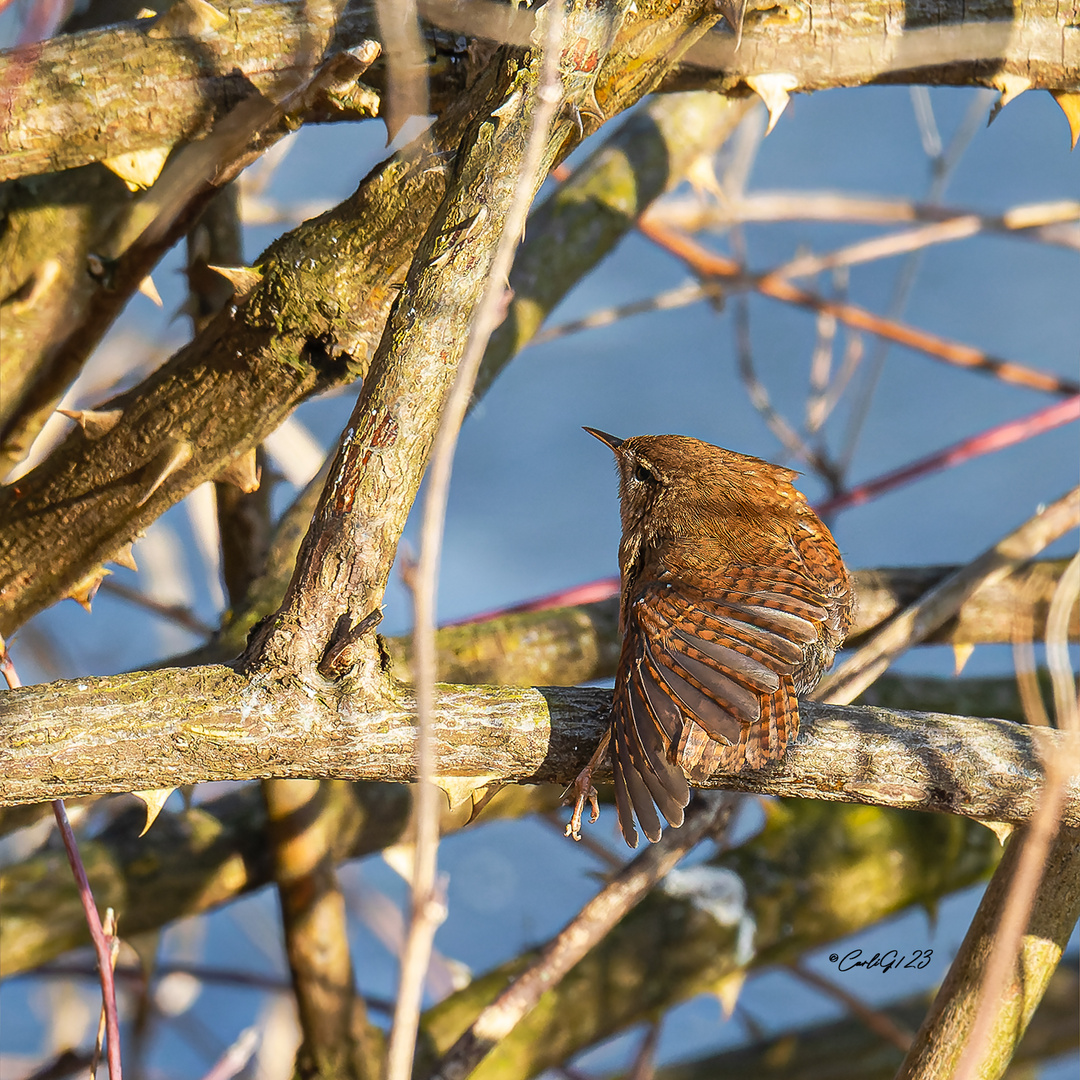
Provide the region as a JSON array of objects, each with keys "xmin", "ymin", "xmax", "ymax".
[
  {"xmin": 1, "ymin": 668, "xmax": 1077, "ymax": 825},
  {"xmin": 0, "ymin": 0, "xmax": 724, "ymax": 632}
]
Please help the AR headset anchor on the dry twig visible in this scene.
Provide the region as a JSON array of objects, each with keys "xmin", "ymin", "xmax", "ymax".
[
  {"xmin": 1, "ymin": 635, "xmax": 124, "ymax": 1078},
  {"xmin": 813, "ymin": 488, "xmax": 1080, "ymax": 705},
  {"xmin": 637, "ymin": 216, "xmax": 1080, "ymax": 398},
  {"xmin": 426, "ymin": 794, "xmax": 734, "ymax": 1080}
]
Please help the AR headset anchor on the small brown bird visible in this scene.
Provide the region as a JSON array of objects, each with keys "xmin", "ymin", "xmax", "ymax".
[{"xmin": 568, "ymin": 430, "xmax": 854, "ymax": 848}]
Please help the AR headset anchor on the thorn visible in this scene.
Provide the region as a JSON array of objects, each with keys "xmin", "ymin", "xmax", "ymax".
[
  {"xmin": 494, "ymin": 285, "xmax": 515, "ymax": 328},
  {"xmin": 433, "ymin": 774, "xmax": 501, "ymax": 812},
  {"xmin": 1050, "ymin": 90, "xmax": 1080, "ymax": 151},
  {"xmin": 58, "ymin": 407, "xmax": 123, "ymax": 439},
  {"xmin": 138, "ymin": 274, "xmax": 163, "ymax": 307},
  {"xmin": 714, "ymin": 970, "xmax": 746, "ymax": 1019},
  {"xmin": 746, "ymin": 74, "xmax": 798, "ymax": 135},
  {"xmin": 383, "ymin": 110, "xmax": 409, "ymax": 146},
  {"xmin": 138, "ymin": 438, "xmax": 193, "ymax": 506},
  {"xmin": 133, "ymin": 788, "xmax": 176, "ymax": 836},
  {"xmin": 67, "ymin": 567, "xmax": 111, "ymax": 612},
  {"xmin": 111, "ymin": 541, "xmax": 138, "ymax": 572},
  {"xmin": 566, "ymin": 100, "xmax": 585, "ymax": 141},
  {"xmin": 685, "ymin": 152, "xmax": 725, "ymax": 201},
  {"xmin": 491, "ymin": 86, "xmax": 525, "ymax": 120},
  {"xmin": 101, "ymin": 146, "xmax": 171, "ymax": 191},
  {"xmin": 981, "ymin": 820, "xmax": 1014, "ymax": 844},
  {"xmin": 216, "ymin": 448, "xmax": 261, "ymax": 493},
  {"xmin": 455, "ymin": 205, "xmax": 487, "ymax": 242},
  {"xmin": 147, "ymin": 0, "xmax": 228, "ymax": 38},
  {"xmin": 987, "ymin": 74, "xmax": 1032, "ymax": 126},
  {"xmin": 207, "ymin": 264, "xmax": 263, "ymax": 301},
  {"xmin": 952, "ymin": 641, "xmax": 975, "ymax": 675}
]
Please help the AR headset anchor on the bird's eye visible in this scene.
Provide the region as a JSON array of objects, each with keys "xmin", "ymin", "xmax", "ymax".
[{"xmin": 633, "ymin": 462, "xmax": 654, "ymax": 483}]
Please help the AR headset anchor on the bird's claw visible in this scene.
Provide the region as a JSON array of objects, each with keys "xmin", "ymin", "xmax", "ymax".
[{"xmin": 564, "ymin": 772, "xmax": 600, "ymax": 841}]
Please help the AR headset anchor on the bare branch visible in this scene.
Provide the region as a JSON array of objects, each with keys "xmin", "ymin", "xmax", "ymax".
[
  {"xmin": 427, "ymin": 794, "xmax": 734, "ymax": 1080},
  {"xmin": 896, "ymin": 823, "xmax": 1080, "ymax": 1079},
  {"xmin": 2, "ymin": 669, "xmax": 1079, "ymax": 829},
  {"xmin": 650, "ymin": 193, "xmax": 1080, "ymax": 253},
  {"xmin": 815, "ymin": 488, "xmax": 1080, "ymax": 704},
  {"xmin": 637, "ymin": 216, "xmax": 1080, "ymax": 398}
]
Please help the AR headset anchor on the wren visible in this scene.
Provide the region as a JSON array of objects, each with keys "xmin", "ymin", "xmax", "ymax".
[{"xmin": 568, "ymin": 430, "xmax": 854, "ymax": 848}]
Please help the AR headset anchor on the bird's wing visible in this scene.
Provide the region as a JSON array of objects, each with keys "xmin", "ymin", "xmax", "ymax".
[{"xmin": 609, "ymin": 567, "xmax": 838, "ymax": 847}]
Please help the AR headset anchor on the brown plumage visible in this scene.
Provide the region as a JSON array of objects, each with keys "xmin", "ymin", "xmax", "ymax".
[{"xmin": 567, "ymin": 430, "xmax": 854, "ymax": 848}]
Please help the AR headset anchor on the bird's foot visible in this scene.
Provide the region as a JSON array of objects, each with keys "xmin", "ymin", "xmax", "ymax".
[{"xmin": 564, "ymin": 769, "xmax": 600, "ymax": 841}]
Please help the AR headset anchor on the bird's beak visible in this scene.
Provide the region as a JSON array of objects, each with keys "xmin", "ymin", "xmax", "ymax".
[{"xmin": 583, "ymin": 427, "xmax": 624, "ymax": 452}]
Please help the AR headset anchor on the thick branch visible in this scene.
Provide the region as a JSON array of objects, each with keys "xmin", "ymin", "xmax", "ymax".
[
  {"xmin": 1, "ymin": 669, "xmax": 1077, "ymax": 825},
  {"xmin": 0, "ymin": 0, "xmax": 723, "ymax": 637},
  {"xmin": 3, "ymin": 0, "xmax": 1076, "ymax": 184},
  {"xmin": 667, "ymin": 0, "xmax": 1079, "ymax": 94},
  {"xmin": 0, "ymin": 1, "xmax": 389, "ymax": 183}
]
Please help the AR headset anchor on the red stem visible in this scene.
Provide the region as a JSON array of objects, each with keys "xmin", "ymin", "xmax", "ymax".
[
  {"xmin": 51, "ymin": 800, "xmax": 124, "ymax": 1080},
  {"xmin": 2, "ymin": 641, "xmax": 123, "ymax": 1079},
  {"xmin": 816, "ymin": 395, "xmax": 1080, "ymax": 517}
]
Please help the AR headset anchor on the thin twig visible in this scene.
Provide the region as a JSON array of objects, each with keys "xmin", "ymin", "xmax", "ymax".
[
  {"xmin": 788, "ymin": 961, "xmax": 914, "ymax": 1051},
  {"xmin": 805, "ymin": 276, "xmax": 841, "ymax": 436},
  {"xmin": 814, "ymin": 395, "xmax": 1080, "ymax": 517},
  {"xmin": 637, "ymin": 216, "xmax": 1080, "ymax": 397},
  {"xmin": 1045, "ymin": 552, "xmax": 1080, "ymax": 732},
  {"xmin": 809, "ymin": 320, "xmax": 864, "ymax": 443},
  {"xmin": 426, "ymin": 795, "xmax": 733, "ymax": 1080},
  {"xmin": 728, "ymin": 226, "xmax": 833, "ymax": 478},
  {"xmin": 2, "ymin": 635, "xmax": 123, "ymax": 1078},
  {"xmin": 197, "ymin": 1026, "xmax": 260, "ymax": 1080},
  {"xmin": 837, "ymin": 88, "xmax": 992, "ymax": 478},
  {"xmin": 652, "ymin": 191, "xmax": 1080, "ymax": 251},
  {"xmin": 99, "ymin": 579, "xmax": 216, "ymax": 636},
  {"xmin": 31, "ymin": 959, "xmax": 398, "ymax": 1014},
  {"xmin": 813, "ymin": 487, "xmax": 1080, "ymax": 705},
  {"xmin": 626, "ymin": 1021, "xmax": 661, "ymax": 1080},
  {"xmin": 531, "ymin": 280, "xmax": 711, "ymax": 344},
  {"xmin": 951, "ymin": 559, "xmax": 1080, "ymax": 1080},
  {"xmin": 51, "ymin": 802, "xmax": 125, "ymax": 1080},
  {"xmin": 89, "ymin": 908, "xmax": 121, "ymax": 1080},
  {"xmin": 385, "ymin": 9, "xmax": 567, "ymax": 1080}
]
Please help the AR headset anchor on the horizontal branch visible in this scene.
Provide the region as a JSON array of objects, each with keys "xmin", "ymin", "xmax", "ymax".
[
  {"xmin": 4, "ymin": 0, "xmax": 1076, "ymax": 184},
  {"xmin": 1, "ymin": 667, "xmax": 1077, "ymax": 827},
  {"xmin": 378, "ymin": 559, "xmax": 1076, "ymax": 689},
  {"xmin": 667, "ymin": 0, "xmax": 1078, "ymax": 95},
  {"xmin": 0, "ymin": 0, "xmax": 392, "ymax": 182}
]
